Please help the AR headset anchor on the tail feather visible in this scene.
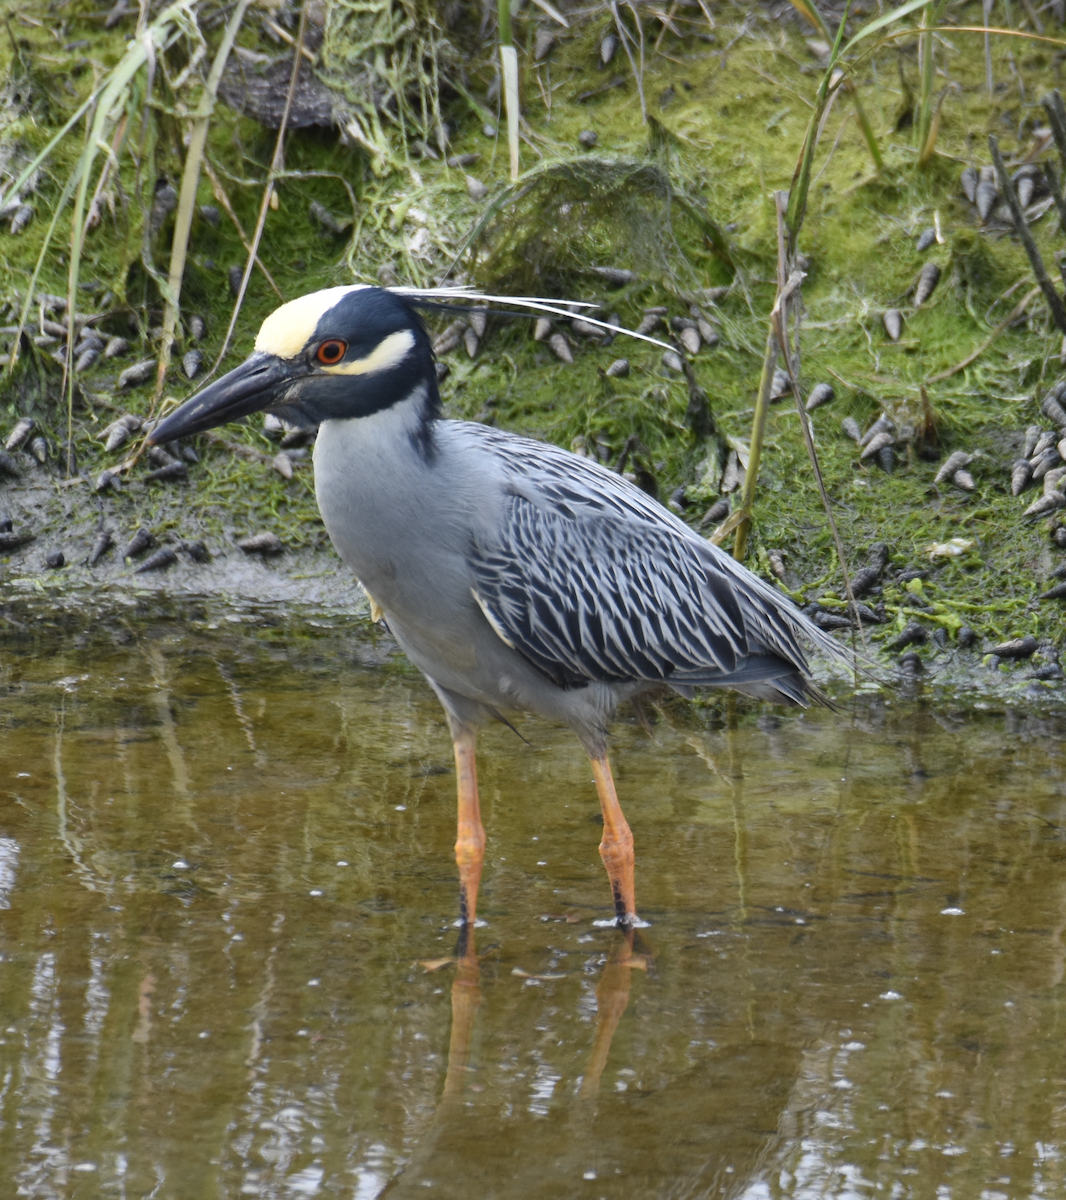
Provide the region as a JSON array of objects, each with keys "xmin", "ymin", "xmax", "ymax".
[
  {"xmin": 670, "ymin": 653, "xmax": 839, "ymax": 709},
  {"xmin": 733, "ymin": 678, "xmax": 836, "ymax": 708}
]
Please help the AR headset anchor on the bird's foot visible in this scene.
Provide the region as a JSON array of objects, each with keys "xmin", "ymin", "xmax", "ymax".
[
  {"xmin": 592, "ymin": 913, "xmax": 650, "ymax": 929},
  {"xmin": 419, "ymin": 956, "xmax": 460, "ymax": 973}
]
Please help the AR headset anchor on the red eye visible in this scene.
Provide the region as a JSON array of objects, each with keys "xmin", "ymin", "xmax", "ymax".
[{"xmin": 316, "ymin": 339, "xmax": 347, "ymax": 365}]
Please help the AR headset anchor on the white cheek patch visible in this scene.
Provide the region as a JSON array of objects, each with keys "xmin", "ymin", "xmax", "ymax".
[
  {"xmin": 255, "ymin": 285, "xmax": 371, "ymax": 359},
  {"xmin": 321, "ymin": 329, "xmax": 415, "ymax": 376}
]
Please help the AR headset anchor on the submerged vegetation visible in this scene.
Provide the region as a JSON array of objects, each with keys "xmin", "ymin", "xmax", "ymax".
[{"xmin": 3, "ymin": 0, "xmax": 1066, "ymax": 690}]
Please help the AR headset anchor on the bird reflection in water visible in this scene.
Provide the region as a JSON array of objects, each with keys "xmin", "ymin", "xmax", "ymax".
[
  {"xmin": 383, "ymin": 925, "xmax": 652, "ymax": 1197},
  {"xmin": 576, "ymin": 931, "xmax": 651, "ymax": 1100},
  {"xmin": 421, "ymin": 921, "xmax": 650, "ymax": 1093}
]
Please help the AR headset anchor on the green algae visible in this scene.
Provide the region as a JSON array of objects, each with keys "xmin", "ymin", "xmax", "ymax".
[{"xmin": 2, "ymin": 3, "xmax": 1066, "ymax": 669}]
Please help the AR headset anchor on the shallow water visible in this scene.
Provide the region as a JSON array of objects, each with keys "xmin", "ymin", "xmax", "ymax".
[{"xmin": 1, "ymin": 608, "xmax": 1065, "ymax": 1199}]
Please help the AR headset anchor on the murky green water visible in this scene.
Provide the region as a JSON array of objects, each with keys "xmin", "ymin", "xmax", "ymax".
[{"xmin": 2, "ymin": 605, "xmax": 1066, "ymax": 1199}]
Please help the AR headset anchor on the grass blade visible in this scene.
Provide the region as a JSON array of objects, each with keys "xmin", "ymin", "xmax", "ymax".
[
  {"xmin": 843, "ymin": 0, "xmax": 941, "ymax": 52},
  {"xmin": 784, "ymin": 0, "xmax": 852, "ymax": 246},
  {"xmin": 786, "ymin": 0, "xmax": 825, "ymax": 27},
  {"xmin": 786, "ymin": 0, "xmax": 884, "ymax": 173},
  {"xmin": 849, "ymin": 89, "xmax": 883, "ymax": 171},
  {"xmin": 918, "ymin": 84, "xmax": 951, "ymax": 166},
  {"xmin": 60, "ymin": 1, "xmax": 197, "ymax": 439},
  {"xmin": 2, "ymin": 92, "xmax": 99, "ymax": 209},
  {"xmin": 915, "ymin": 3, "xmax": 934, "ymax": 152},
  {"xmin": 499, "ymin": 0, "xmax": 520, "ymax": 181}
]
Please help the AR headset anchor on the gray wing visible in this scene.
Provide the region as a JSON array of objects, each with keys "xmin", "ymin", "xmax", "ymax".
[
  {"xmin": 471, "ymin": 492, "xmax": 756, "ymax": 688},
  {"xmin": 468, "ymin": 468, "xmax": 826, "ymax": 699},
  {"xmin": 455, "ymin": 422, "xmax": 840, "ymax": 697}
]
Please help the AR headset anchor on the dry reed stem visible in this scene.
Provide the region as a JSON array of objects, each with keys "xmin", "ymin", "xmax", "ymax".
[
  {"xmin": 201, "ymin": 159, "xmax": 284, "ymax": 299},
  {"xmin": 211, "ymin": 2, "xmax": 310, "ymax": 373},
  {"xmin": 730, "ymin": 191, "xmax": 796, "ymax": 562},
  {"xmin": 1043, "ymin": 90, "xmax": 1066, "ymax": 182},
  {"xmin": 150, "ymin": 0, "xmax": 252, "ymax": 417}
]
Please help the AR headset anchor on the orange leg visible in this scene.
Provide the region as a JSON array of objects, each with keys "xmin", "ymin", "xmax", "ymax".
[
  {"xmin": 591, "ymin": 754, "xmax": 638, "ymax": 926},
  {"xmin": 453, "ymin": 727, "xmax": 486, "ymax": 954}
]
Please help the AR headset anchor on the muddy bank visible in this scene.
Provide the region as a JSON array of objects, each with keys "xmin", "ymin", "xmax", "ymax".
[
  {"xmin": 1, "ymin": 561, "xmax": 1063, "ymax": 716},
  {"xmin": 0, "ymin": 428, "xmax": 368, "ymax": 613}
]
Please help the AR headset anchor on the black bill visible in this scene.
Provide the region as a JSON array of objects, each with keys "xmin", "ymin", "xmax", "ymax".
[{"xmin": 149, "ymin": 352, "xmax": 300, "ymax": 444}]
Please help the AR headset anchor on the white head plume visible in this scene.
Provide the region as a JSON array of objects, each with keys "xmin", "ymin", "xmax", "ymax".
[{"xmin": 390, "ymin": 285, "xmax": 676, "ymax": 351}]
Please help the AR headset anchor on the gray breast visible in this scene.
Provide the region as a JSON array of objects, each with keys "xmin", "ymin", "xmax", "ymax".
[{"xmin": 311, "ymin": 401, "xmax": 520, "ymax": 690}]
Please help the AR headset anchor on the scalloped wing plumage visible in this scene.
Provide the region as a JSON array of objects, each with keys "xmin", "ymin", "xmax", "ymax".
[
  {"xmin": 463, "ymin": 428, "xmax": 837, "ymax": 702},
  {"xmin": 472, "ymin": 496, "xmax": 751, "ymax": 688}
]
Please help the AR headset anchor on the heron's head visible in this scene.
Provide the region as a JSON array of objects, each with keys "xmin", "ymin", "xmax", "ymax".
[{"xmin": 150, "ymin": 285, "xmax": 437, "ymax": 443}]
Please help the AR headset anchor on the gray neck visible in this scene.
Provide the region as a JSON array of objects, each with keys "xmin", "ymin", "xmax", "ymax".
[{"xmin": 312, "ymin": 386, "xmax": 443, "ymax": 592}]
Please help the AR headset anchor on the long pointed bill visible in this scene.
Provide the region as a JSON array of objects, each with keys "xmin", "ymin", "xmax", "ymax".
[{"xmin": 149, "ymin": 352, "xmax": 300, "ymax": 443}]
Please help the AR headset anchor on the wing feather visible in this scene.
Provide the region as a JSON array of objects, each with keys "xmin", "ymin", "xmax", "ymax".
[
  {"xmin": 470, "ymin": 491, "xmax": 753, "ymax": 688},
  {"xmin": 455, "ymin": 421, "xmax": 843, "ymax": 694}
]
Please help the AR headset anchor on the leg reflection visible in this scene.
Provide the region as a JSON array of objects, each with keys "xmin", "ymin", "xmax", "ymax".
[
  {"xmin": 378, "ymin": 940, "xmax": 483, "ymax": 1198},
  {"xmin": 382, "ymin": 928, "xmax": 648, "ymax": 1196},
  {"xmin": 441, "ymin": 934, "xmax": 482, "ymax": 1102},
  {"xmin": 579, "ymin": 929, "xmax": 651, "ymax": 1099}
]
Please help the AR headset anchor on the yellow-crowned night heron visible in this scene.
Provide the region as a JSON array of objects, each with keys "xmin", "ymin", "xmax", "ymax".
[{"xmin": 151, "ymin": 285, "xmax": 840, "ymax": 938}]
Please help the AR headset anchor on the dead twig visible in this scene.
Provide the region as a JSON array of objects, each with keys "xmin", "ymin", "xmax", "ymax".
[
  {"xmin": 775, "ymin": 287, "xmax": 866, "ymax": 658},
  {"xmin": 772, "ymin": 194, "xmax": 864, "ymax": 657},
  {"xmin": 1043, "ymin": 89, "xmax": 1066, "ymax": 174},
  {"xmin": 609, "ymin": 0, "xmax": 646, "ymax": 123},
  {"xmin": 201, "ymin": 158, "xmax": 283, "ymax": 299},
  {"xmin": 1043, "ymin": 159, "xmax": 1066, "ymax": 236},
  {"xmin": 989, "ymin": 134, "xmax": 1066, "ymax": 335},
  {"xmin": 261, "ymin": 17, "xmax": 316, "ymax": 62}
]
